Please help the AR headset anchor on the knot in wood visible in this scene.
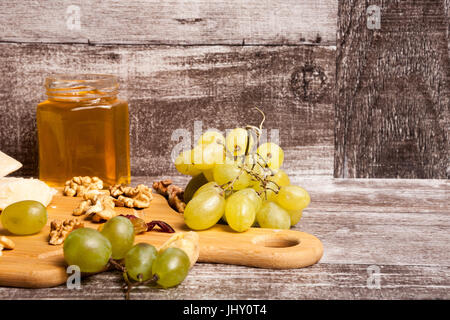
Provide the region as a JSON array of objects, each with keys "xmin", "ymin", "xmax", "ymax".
[{"xmin": 290, "ymin": 63, "xmax": 328, "ymax": 103}]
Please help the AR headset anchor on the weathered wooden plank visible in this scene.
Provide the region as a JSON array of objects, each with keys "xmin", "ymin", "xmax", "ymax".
[
  {"xmin": 139, "ymin": 176, "xmax": 449, "ymax": 215},
  {"xmin": 0, "ymin": 263, "xmax": 448, "ymax": 299},
  {"xmin": 132, "ymin": 176, "xmax": 450, "ymax": 266},
  {"xmin": 289, "ymin": 177, "xmax": 450, "ymax": 214},
  {"xmin": 300, "ymin": 210, "xmax": 450, "ymax": 266},
  {"xmin": 0, "ymin": 43, "xmax": 335, "ymax": 177},
  {"xmin": 131, "ymin": 177, "xmax": 450, "ymax": 266},
  {"xmin": 335, "ymin": 0, "xmax": 449, "ymax": 178},
  {"xmin": 0, "ymin": 0, "xmax": 337, "ymax": 45}
]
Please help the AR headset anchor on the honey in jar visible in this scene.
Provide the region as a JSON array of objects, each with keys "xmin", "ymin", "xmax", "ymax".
[{"xmin": 37, "ymin": 74, "xmax": 130, "ymax": 187}]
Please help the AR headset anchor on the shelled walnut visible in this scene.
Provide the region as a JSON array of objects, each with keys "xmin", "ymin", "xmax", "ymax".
[
  {"xmin": 152, "ymin": 179, "xmax": 172, "ymax": 194},
  {"xmin": 63, "ymin": 176, "xmax": 104, "ymax": 197},
  {"xmin": 49, "ymin": 219, "xmax": 84, "ymax": 245},
  {"xmin": 0, "ymin": 236, "xmax": 15, "ymax": 257},
  {"xmin": 109, "ymin": 184, "xmax": 153, "ymax": 209},
  {"xmin": 73, "ymin": 191, "xmax": 117, "ymax": 222},
  {"xmin": 153, "ymin": 180, "xmax": 186, "ymax": 213}
]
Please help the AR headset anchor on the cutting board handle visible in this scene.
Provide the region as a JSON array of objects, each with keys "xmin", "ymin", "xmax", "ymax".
[{"xmin": 197, "ymin": 226, "xmax": 323, "ymax": 269}]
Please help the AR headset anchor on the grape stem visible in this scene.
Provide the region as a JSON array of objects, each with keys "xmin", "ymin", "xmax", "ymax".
[
  {"xmin": 124, "ymin": 273, "xmax": 159, "ymax": 300},
  {"xmin": 108, "ymin": 258, "xmax": 126, "ymax": 273},
  {"xmin": 108, "ymin": 258, "xmax": 160, "ymax": 300},
  {"xmin": 220, "ymin": 107, "xmax": 282, "ymax": 197}
]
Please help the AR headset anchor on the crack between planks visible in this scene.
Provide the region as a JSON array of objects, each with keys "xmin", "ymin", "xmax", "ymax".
[{"xmin": 0, "ymin": 39, "xmax": 336, "ymax": 47}]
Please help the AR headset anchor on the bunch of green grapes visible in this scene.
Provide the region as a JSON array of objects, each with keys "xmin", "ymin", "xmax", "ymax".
[
  {"xmin": 175, "ymin": 116, "xmax": 311, "ymax": 233},
  {"xmin": 63, "ymin": 216, "xmax": 190, "ymax": 291}
]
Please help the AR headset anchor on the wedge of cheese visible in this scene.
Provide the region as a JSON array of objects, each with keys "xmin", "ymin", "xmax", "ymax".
[
  {"xmin": 0, "ymin": 151, "xmax": 22, "ymax": 177},
  {"xmin": 0, "ymin": 178, "xmax": 57, "ymax": 211}
]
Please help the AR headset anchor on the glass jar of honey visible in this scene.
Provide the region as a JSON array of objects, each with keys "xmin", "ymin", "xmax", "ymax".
[{"xmin": 37, "ymin": 74, "xmax": 130, "ymax": 187}]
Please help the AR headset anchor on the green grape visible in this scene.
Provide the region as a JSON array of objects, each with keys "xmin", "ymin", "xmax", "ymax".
[
  {"xmin": 252, "ymin": 183, "xmax": 277, "ymax": 202},
  {"xmin": 225, "ymin": 128, "xmax": 254, "ymax": 156},
  {"xmin": 256, "ymin": 201, "xmax": 290, "ymax": 230},
  {"xmin": 202, "ymin": 169, "xmax": 215, "ymax": 182},
  {"xmin": 276, "ymin": 185, "xmax": 310, "ymax": 211},
  {"xmin": 225, "ymin": 192, "xmax": 256, "ymax": 232},
  {"xmin": 213, "ymin": 164, "xmax": 251, "ymax": 190},
  {"xmin": 256, "ymin": 142, "xmax": 284, "ymax": 169},
  {"xmin": 198, "ymin": 130, "xmax": 225, "ymax": 146},
  {"xmin": 288, "ymin": 210, "xmax": 303, "ymax": 226},
  {"xmin": 174, "ymin": 150, "xmax": 202, "ymax": 176},
  {"xmin": 253, "ymin": 168, "xmax": 290, "ymax": 200},
  {"xmin": 192, "ymin": 143, "xmax": 225, "ymax": 170},
  {"xmin": 184, "ymin": 189, "xmax": 225, "ymax": 230},
  {"xmin": 152, "ymin": 247, "xmax": 190, "ymax": 288},
  {"xmin": 124, "ymin": 243, "xmax": 157, "ymax": 282},
  {"xmin": 192, "ymin": 181, "xmax": 222, "ymax": 199},
  {"xmin": 1, "ymin": 200, "xmax": 47, "ymax": 235},
  {"xmin": 63, "ymin": 228, "xmax": 112, "ymax": 273},
  {"xmin": 234, "ymin": 188, "xmax": 262, "ymax": 212},
  {"xmin": 101, "ymin": 216, "xmax": 135, "ymax": 260},
  {"xmin": 269, "ymin": 169, "xmax": 290, "ymax": 187},
  {"xmin": 183, "ymin": 173, "xmax": 209, "ymax": 203}
]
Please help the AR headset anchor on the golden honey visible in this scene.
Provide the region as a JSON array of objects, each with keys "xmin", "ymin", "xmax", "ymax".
[{"xmin": 37, "ymin": 74, "xmax": 130, "ymax": 187}]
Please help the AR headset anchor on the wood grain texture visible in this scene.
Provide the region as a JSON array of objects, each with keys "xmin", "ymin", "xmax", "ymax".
[
  {"xmin": 0, "ymin": 263, "xmax": 448, "ymax": 300},
  {"xmin": 335, "ymin": 0, "xmax": 449, "ymax": 178},
  {"xmin": 0, "ymin": 0, "xmax": 337, "ymax": 45},
  {"xmin": 0, "ymin": 43, "xmax": 335, "ymax": 177},
  {"xmin": 0, "ymin": 177, "xmax": 448, "ymax": 299}
]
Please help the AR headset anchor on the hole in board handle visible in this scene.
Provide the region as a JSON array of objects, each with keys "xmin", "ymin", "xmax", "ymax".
[{"xmin": 252, "ymin": 234, "xmax": 300, "ymax": 248}]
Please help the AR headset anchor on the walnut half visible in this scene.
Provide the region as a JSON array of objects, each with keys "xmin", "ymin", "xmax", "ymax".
[
  {"xmin": 73, "ymin": 192, "xmax": 117, "ymax": 222},
  {"xmin": 109, "ymin": 184, "xmax": 153, "ymax": 209},
  {"xmin": 49, "ymin": 219, "xmax": 84, "ymax": 245},
  {"xmin": 63, "ymin": 176, "xmax": 104, "ymax": 197}
]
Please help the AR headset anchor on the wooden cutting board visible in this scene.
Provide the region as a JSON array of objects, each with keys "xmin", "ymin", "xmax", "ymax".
[{"xmin": 0, "ymin": 190, "xmax": 323, "ymax": 288}]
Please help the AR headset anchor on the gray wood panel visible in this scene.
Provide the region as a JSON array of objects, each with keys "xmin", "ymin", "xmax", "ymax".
[
  {"xmin": 0, "ymin": 43, "xmax": 335, "ymax": 177},
  {"xmin": 0, "ymin": 0, "xmax": 337, "ymax": 45},
  {"xmin": 335, "ymin": 0, "xmax": 449, "ymax": 179},
  {"xmin": 0, "ymin": 177, "xmax": 448, "ymax": 299}
]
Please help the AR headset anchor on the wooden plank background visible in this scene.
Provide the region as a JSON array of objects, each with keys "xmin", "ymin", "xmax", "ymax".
[
  {"xmin": 0, "ymin": 44, "xmax": 335, "ymax": 177},
  {"xmin": 0, "ymin": 0, "xmax": 337, "ymax": 45},
  {"xmin": 335, "ymin": 0, "xmax": 449, "ymax": 178},
  {"xmin": 0, "ymin": 0, "xmax": 448, "ymax": 178},
  {"xmin": 0, "ymin": 1, "xmax": 449, "ymax": 300}
]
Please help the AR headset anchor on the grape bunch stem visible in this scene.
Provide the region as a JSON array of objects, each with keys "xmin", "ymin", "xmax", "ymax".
[
  {"xmin": 220, "ymin": 107, "xmax": 281, "ymax": 199},
  {"xmin": 108, "ymin": 258, "xmax": 159, "ymax": 300}
]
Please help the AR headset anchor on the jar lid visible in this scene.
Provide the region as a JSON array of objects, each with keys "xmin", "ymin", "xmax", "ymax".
[{"xmin": 45, "ymin": 74, "xmax": 119, "ymax": 100}]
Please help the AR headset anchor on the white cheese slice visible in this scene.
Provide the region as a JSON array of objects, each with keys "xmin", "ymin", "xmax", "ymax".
[
  {"xmin": 0, "ymin": 151, "xmax": 22, "ymax": 177},
  {"xmin": 0, "ymin": 178, "xmax": 57, "ymax": 210}
]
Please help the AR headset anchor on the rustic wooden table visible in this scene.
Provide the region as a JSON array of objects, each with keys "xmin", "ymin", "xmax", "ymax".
[
  {"xmin": 0, "ymin": 0, "xmax": 448, "ymax": 300},
  {"xmin": 0, "ymin": 176, "xmax": 448, "ymax": 299}
]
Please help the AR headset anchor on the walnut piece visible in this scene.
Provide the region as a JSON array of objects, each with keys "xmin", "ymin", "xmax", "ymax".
[
  {"xmin": 152, "ymin": 179, "xmax": 173, "ymax": 194},
  {"xmin": 109, "ymin": 184, "xmax": 153, "ymax": 209},
  {"xmin": 0, "ymin": 236, "xmax": 15, "ymax": 257},
  {"xmin": 63, "ymin": 176, "xmax": 104, "ymax": 197},
  {"xmin": 49, "ymin": 219, "xmax": 84, "ymax": 245},
  {"xmin": 73, "ymin": 192, "xmax": 117, "ymax": 222},
  {"xmin": 153, "ymin": 180, "xmax": 186, "ymax": 213},
  {"xmin": 167, "ymin": 184, "xmax": 186, "ymax": 213}
]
